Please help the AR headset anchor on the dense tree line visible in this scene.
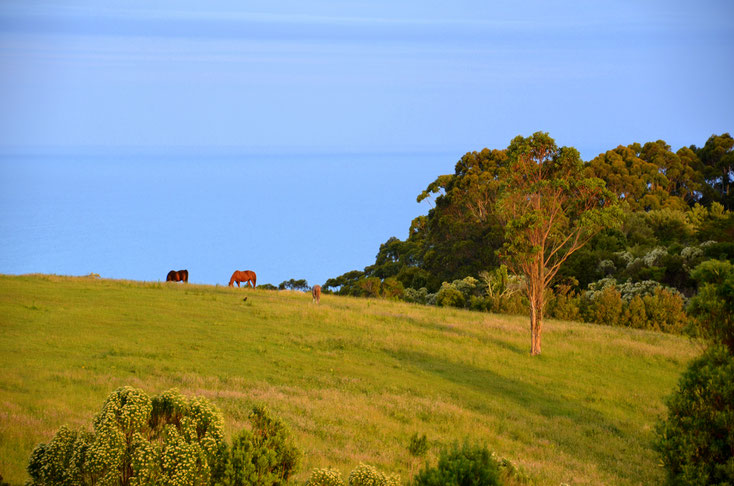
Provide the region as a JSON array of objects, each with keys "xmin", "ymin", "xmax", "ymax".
[{"xmin": 324, "ymin": 133, "xmax": 734, "ymax": 334}]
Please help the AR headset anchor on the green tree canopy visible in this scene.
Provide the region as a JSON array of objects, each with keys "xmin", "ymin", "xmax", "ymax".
[{"xmin": 497, "ymin": 132, "xmax": 622, "ymax": 355}]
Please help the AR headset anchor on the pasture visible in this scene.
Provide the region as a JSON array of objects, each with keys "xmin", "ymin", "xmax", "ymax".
[{"xmin": 0, "ymin": 274, "xmax": 700, "ymax": 484}]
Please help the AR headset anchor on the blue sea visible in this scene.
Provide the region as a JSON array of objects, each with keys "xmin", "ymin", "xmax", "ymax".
[{"xmin": 0, "ymin": 150, "xmax": 454, "ymax": 287}]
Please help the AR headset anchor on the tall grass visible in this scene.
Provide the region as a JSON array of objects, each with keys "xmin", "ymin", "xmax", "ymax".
[{"xmin": 0, "ymin": 274, "xmax": 699, "ymax": 484}]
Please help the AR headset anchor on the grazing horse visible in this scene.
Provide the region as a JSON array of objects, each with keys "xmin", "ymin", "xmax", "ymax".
[
  {"xmin": 229, "ymin": 270, "xmax": 257, "ymax": 288},
  {"xmin": 312, "ymin": 284, "xmax": 321, "ymax": 304},
  {"xmin": 166, "ymin": 269, "xmax": 188, "ymax": 282}
]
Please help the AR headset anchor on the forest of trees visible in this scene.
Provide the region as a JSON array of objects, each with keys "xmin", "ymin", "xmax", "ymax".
[{"xmin": 324, "ymin": 133, "xmax": 734, "ymax": 336}]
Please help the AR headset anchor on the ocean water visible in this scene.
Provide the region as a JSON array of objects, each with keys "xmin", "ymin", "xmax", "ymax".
[{"xmin": 0, "ymin": 150, "xmax": 454, "ymax": 286}]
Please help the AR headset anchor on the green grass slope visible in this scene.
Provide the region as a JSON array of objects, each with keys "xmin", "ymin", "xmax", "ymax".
[{"xmin": 0, "ymin": 274, "xmax": 700, "ymax": 485}]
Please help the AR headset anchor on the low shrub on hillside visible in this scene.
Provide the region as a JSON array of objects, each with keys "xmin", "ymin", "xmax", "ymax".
[
  {"xmin": 357, "ymin": 277, "xmax": 383, "ymax": 298},
  {"xmin": 27, "ymin": 386, "xmax": 227, "ymax": 486},
  {"xmin": 347, "ymin": 463, "xmax": 400, "ymax": 486},
  {"xmin": 655, "ymin": 346, "xmax": 734, "ymax": 485},
  {"xmin": 546, "ymin": 291, "xmax": 581, "ymax": 321},
  {"xmin": 27, "ymin": 387, "xmax": 300, "ymax": 486},
  {"xmin": 436, "ymin": 283, "xmax": 466, "ymax": 308},
  {"xmin": 584, "ymin": 285, "xmax": 624, "ymax": 326},
  {"xmin": 220, "ymin": 405, "xmax": 301, "ymax": 486},
  {"xmin": 641, "ymin": 287, "xmax": 687, "ymax": 333},
  {"xmin": 305, "ymin": 464, "xmax": 399, "ymax": 486},
  {"xmin": 381, "ymin": 277, "xmax": 405, "ymax": 300},
  {"xmin": 578, "ymin": 279, "xmax": 688, "ymax": 332},
  {"xmin": 412, "ymin": 442, "xmax": 501, "ymax": 486},
  {"xmin": 305, "ymin": 467, "xmax": 345, "ymax": 486},
  {"xmin": 687, "ymin": 259, "xmax": 734, "ymax": 351}
]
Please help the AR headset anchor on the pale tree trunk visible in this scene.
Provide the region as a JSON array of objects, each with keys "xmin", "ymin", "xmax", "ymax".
[
  {"xmin": 531, "ymin": 299, "xmax": 543, "ymax": 356},
  {"xmin": 528, "ymin": 278, "xmax": 544, "ymax": 356}
]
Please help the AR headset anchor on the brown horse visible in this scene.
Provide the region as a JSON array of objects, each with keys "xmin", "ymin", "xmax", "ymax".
[
  {"xmin": 229, "ymin": 270, "xmax": 256, "ymax": 288},
  {"xmin": 312, "ymin": 284, "xmax": 321, "ymax": 304},
  {"xmin": 166, "ymin": 269, "xmax": 188, "ymax": 282}
]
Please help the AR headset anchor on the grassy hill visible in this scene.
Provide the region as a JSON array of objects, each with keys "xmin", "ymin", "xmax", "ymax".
[{"xmin": 0, "ymin": 274, "xmax": 700, "ymax": 485}]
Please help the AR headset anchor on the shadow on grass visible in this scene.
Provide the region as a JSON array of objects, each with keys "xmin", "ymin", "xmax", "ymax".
[
  {"xmin": 400, "ymin": 317, "xmax": 527, "ymax": 355},
  {"xmin": 384, "ymin": 348, "xmax": 644, "ymax": 481}
]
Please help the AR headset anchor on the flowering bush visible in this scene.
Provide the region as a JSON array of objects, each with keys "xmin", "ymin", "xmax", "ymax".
[
  {"xmin": 306, "ymin": 467, "xmax": 345, "ymax": 486},
  {"xmin": 27, "ymin": 386, "xmax": 226, "ymax": 486},
  {"xmin": 347, "ymin": 463, "xmax": 400, "ymax": 486}
]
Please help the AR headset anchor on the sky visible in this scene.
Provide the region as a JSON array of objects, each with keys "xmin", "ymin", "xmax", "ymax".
[
  {"xmin": 0, "ymin": 1, "xmax": 733, "ymax": 286},
  {"xmin": 1, "ymin": 0, "xmax": 733, "ymax": 156}
]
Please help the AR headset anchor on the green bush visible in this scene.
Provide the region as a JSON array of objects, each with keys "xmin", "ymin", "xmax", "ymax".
[
  {"xmin": 221, "ymin": 405, "xmax": 300, "ymax": 486},
  {"xmin": 641, "ymin": 287, "xmax": 686, "ymax": 333},
  {"xmin": 580, "ymin": 279, "xmax": 687, "ymax": 332},
  {"xmin": 655, "ymin": 346, "xmax": 734, "ymax": 485},
  {"xmin": 479, "ymin": 266, "xmax": 525, "ymax": 314},
  {"xmin": 27, "ymin": 386, "xmax": 227, "ymax": 486},
  {"xmin": 585, "ymin": 285, "xmax": 623, "ymax": 327},
  {"xmin": 306, "ymin": 468, "xmax": 345, "ymax": 486},
  {"xmin": 403, "ymin": 287, "xmax": 431, "ymax": 305},
  {"xmin": 435, "ymin": 283, "xmax": 465, "ymax": 308},
  {"xmin": 546, "ymin": 291, "xmax": 581, "ymax": 321},
  {"xmin": 623, "ymin": 295, "xmax": 647, "ymax": 329},
  {"xmin": 408, "ymin": 433, "xmax": 429, "ymax": 459},
  {"xmin": 687, "ymin": 259, "xmax": 734, "ymax": 352},
  {"xmin": 357, "ymin": 277, "xmax": 382, "ymax": 298},
  {"xmin": 381, "ymin": 277, "xmax": 405, "ymax": 300},
  {"xmin": 494, "ymin": 293, "xmax": 527, "ymax": 315},
  {"xmin": 347, "ymin": 463, "xmax": 400, "ymax": 486},
  {"xmin": 412, "ymin": 442, "xmax": 501, "ymax": 486}
]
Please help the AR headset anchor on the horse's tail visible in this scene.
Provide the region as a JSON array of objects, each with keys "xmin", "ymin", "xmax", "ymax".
[
  {"xmin": 182, "ymin": 270, "xmax": 188, "ymax": 282},
  {"xmin": 251, "ymin": 272, "xmax": 256, "ymax": 288}
]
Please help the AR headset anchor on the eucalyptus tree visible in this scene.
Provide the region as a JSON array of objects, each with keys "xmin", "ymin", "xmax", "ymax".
[{"xmin": 496, "ymin": 133, "xmax": 622, "ymax": 355}]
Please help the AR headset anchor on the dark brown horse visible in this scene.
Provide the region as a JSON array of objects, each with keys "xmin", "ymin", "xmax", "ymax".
[
  {"xmin": 166, "ymin": 269, "xmax": 188, "ymax": 282},
  {"xmin": 229, "ymin": 270, "xmax": 256, "ymax": 288},
  {"xmin": 312, "ymin": 284, "xmax": 321, "ymax": 304}
]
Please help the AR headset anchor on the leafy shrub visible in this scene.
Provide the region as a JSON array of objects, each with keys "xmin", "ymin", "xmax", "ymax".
[
  {"xmin": 585, "ymin": 285, "xmax": 623, "ymax": 326},
  {"xmin": 623, "ymin": 295, "xmax": 647, "ymax": 329},
  {"xmin": 347, "ymin": 463, "xmax": 400, "ymax": 486},
  {"xmin": 687, "ymin": 259, "xmax": 734, "ymax": 351},
  {"xmin": 451, "ymin": 276, "xmax": 480, "ymax": 300},
  {"xmin": 27, "ymin": 386, "xmax": 227, "ymax": 486},
  {"xmin": 479, "ymin": 266, "xmax": 525, "ymax": 313},
  {"xmin": 435, "ymin": 283, "xmax": 465, "ymax": 308},
  {"xmin": 492, "ymin": 293, "xmax": 527, "ymax": 315},
  {"xmin": 468, "ymin": 295, "xmax": 490, "ymax": 311},
  {"xmin": 641, "ymin": 287, "xmax": 687, "ymax": 333},
  {"xmin": 258, "ymin": 284, "xmax": 278, "ymax": 290},
  {"xmin": 546, "ymin": 284, "xmax": 581, "ymax": 321},
  {"xmin": 279, "ymin": 279, "xmax": 309, "ymax": 291},
  {"xmin": 306, "ymin": 467, "xmax": 344, "ymax": 486},
  {"xmin": 357, "ymin": 277, "xmax": 382, "ymax": 298},
  {"xmin": 412, "ymin": 442, "xmax": 501, "ymax": 486},
  {"xmin": 403, "ymin": 287, "xmax": 431, "ymax": 305},
  {"xmin": 597, "ymin": 259, "xmax": 616, "ymax": 276},
  {"xmin": 408, "ymin": 433, "xmax": 429, "ymax": 458},
  {"xmin": 221, "ymin": 405, "xmax": 300, "ymax": 486},
  {"xmin": 655, "ymin": 346, "xmax": 734, "ymax": 485},
  {"xmin": 581, "ymin": 278, "xmax": 688, "ymax": 332},
  {"xmin": 381, "ymin": 277, "xmax": 405, "ymax": 300}
]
